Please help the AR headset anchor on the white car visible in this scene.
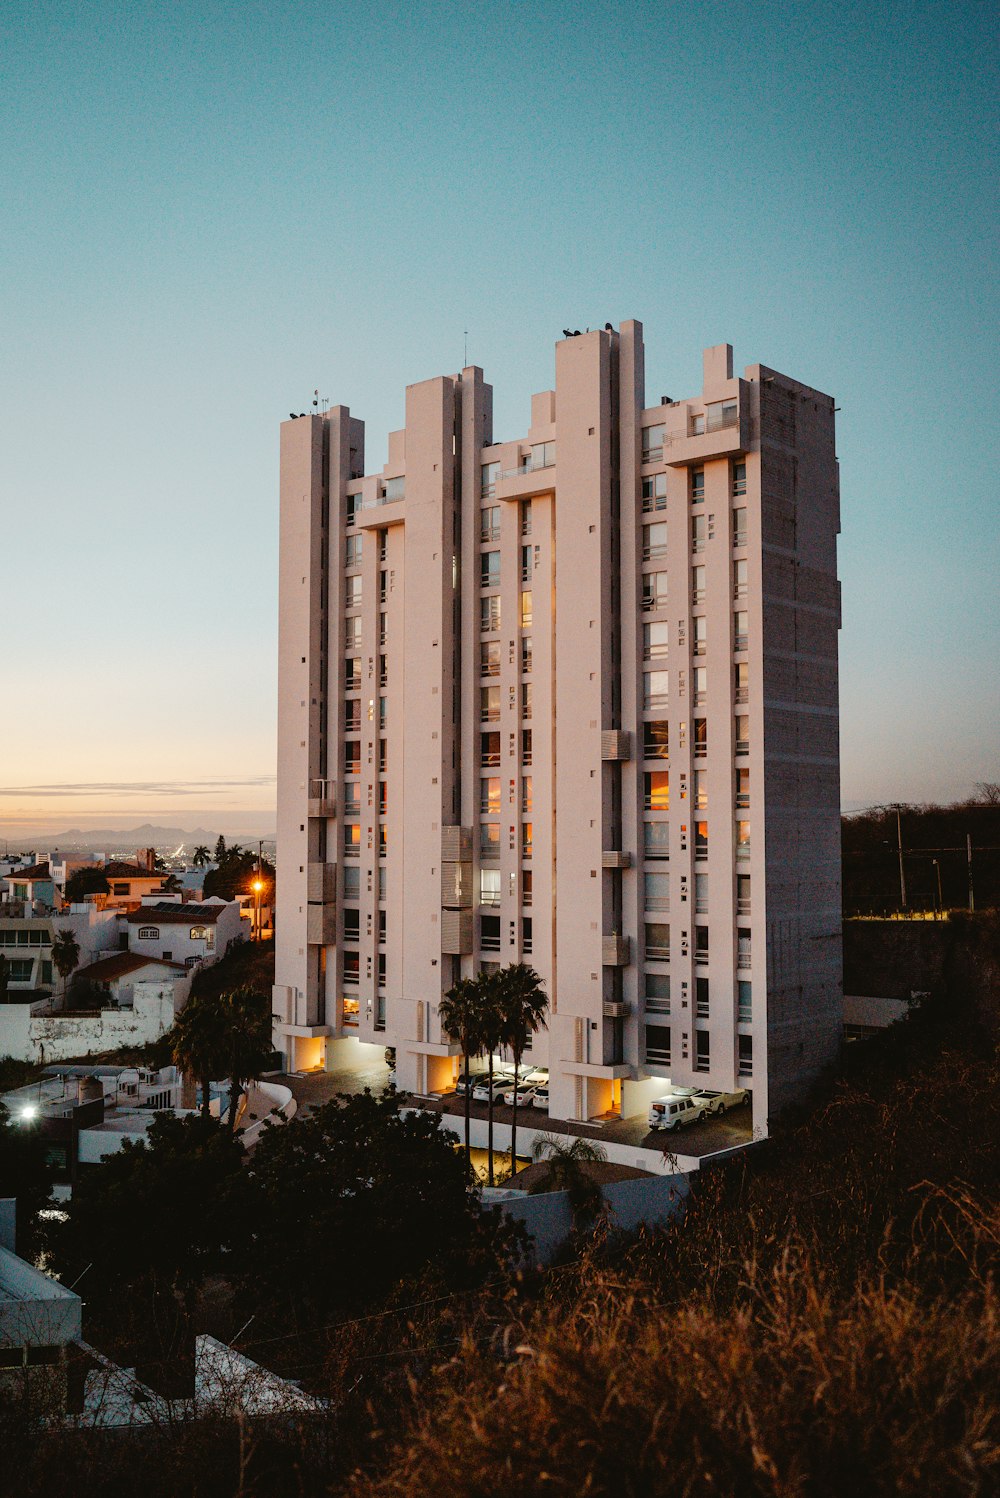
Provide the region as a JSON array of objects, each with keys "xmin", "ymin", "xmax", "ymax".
[
  {"xmin": 472, "ymin": 1076, "xmax": 514, "ymax": 1103},
  {"xmin": 691, "ymin": 1088, "xmax": 748, "ymax": 1116},
  {"xmin": 495, "ymin": 1082, "xmax": 536, "ymax": 1107},
  {"xmin": 647, "ymin": 1094, "xmax": 710, "ymax": 1131},
  {"xmin": 530, "ymin": 1084, "xmax": 550, "ymax": 1111}
]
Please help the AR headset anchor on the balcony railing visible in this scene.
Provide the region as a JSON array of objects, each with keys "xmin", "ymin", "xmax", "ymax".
[
  {"xmin": 734, "ymin": 634, "xmax": 748, "ymax": 651},
  {"xmin": 737, "ymin": 843, "xmax": 751, "ymax": 860},
  {"xmin": 645, "ymin": 942, "xmax": 670, "ymax": 962},
  {"xmin": 645, "ymin": 998, "xmax": 671, "ymax": 1017},
  {"xmin": 736, "ymin": 793, "xmax": 749, "ymax": 809},
  {"xmin": 694, "ymin": 949, "xmax": 709, "ymax": 966},
  {"xmin": 737, "ymin": 898, "xmax": 751, "ymax": 916},
  {"xmin": 645, "ymin": 1043, "xmax": 671, "ymax": 1064},
  {"xmin": 733, "ymin": 529, "xmax": 748, "ymax": 548},
  {"xmin": 706, "ymin": 403, "xmax": 738, "ymax": 433},
  {"xmin": 738, "ymin": 1057, "xmax": 753, "ymax": 1077},
  {"xmin": 738, "ymin": 1005, "xmax": 752, "ymax": 1024},
  {"xmin": 499, "ymin": 454, "xmax": 556, "ymax": 480},
  {"xmin": 736, "ymin": 737, "xmax": 749, "ymax": 754},
  {"xmin": 736, "ymin": 687, "xmax": 749, "ymax": 704}
]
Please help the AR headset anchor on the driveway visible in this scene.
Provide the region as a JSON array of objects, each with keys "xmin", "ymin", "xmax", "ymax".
[{"xmin": 278, "ymin": 1057, "xmax": 391, "ymax": 1117}]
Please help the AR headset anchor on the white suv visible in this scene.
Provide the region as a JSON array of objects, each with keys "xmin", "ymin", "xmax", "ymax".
[
  {"xmin": 647, "ymin": 1093, "xmax": 710, "ymax": 1131},
  {"xmin": 691, "ymin": 1088, "xmax": 748, "ymax": 1116}
]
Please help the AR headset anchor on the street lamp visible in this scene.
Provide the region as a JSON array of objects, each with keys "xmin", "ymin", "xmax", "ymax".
[
  {"xmin": 251, "ymin": 879, "xmax": 264, "ymax": 941},
  {"xmin": 932, "ymin": 859, "xmax": 943, "ymax": 919}
]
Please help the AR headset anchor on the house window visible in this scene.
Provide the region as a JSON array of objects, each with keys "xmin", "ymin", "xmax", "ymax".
[
  {"xmin": 377, "ymin": 953, "xmax": 386, "ymax": 988},
  {"xmin": 694, "ymin": 926, "xmax": 709, "ymax": 965},
  {"xmin": 345, "ymin": 575, "xmax": 362, "ymax": 609},
  {"xmin": 644, "ymin": 822, "xmax": 669, "ymax": 860},
  {"xmin": 644, "ymin": 873, "xmax": 669, "ymax": 912},
  {"xmin": 642, "ymin": 472, "xmax": 666, "ymax": 512},
  {"xmin": 344, "ymin": 784, "xmax": 361, "ymax": 817},
  {"xmin": 521, "ymin": 682, "xmax": 532, "ymax": 720},
  {"xmin": 644, "ymin": 670, "xmax": 668, "ymax": 709},
  {"xmin": 529, "ymin": 441, "xmax": 556, "ymax": 470},
  {"xmin": 691, "ymin": 412, "xmax": 705, "ymax": 436},
  {"xmin": 707, "ymin": 399, "xmax": 738, "ymax": 431},
  {"xmin": 188, "ymin": 926, "xmax": 210, "ymax": 941},
  {"xmin": 344, "ymin": 740, "xmax": 361, "ymax": 775},
  {"xmin": 693, "ymin": 666, "xmax": 707, "ymax": 706},
  {"xmin": 695, "ymin": 1030, "xmax": 710, "ymax": 1072},
  {"xmin": 480, "ymin": 686, "xmax": 500, "ymax": 723},
  {"xmin": 522, "ymin": 823, "xmax": 533, "ymax": 859},
  {"xmin": 345, "ymin": 616, "xmax": 362, "ymax": 649},
  {"xmin": 693, "ymin": 718, "xmax": 708, "ymax": 757},
  {"xmin": 345, "ymin": 534, "xmax": 363, "ymax": 566},
  {"xmin": 480, "ymin": 868, "xmax": 501, "ymax": 906},
  {"xmin": 734, "ymin": 559, "xmax": 748, "ymax": 599},
  {"xmin": 344, "ymin": 824, "xmax": 361, "ymax": 857},
  {"xmin": 695, "ymin": 975, "xmax": 710, "ymax": 1017},
  {"xmin": 481, "ymin": 595, "xmax": 501, "ymax": 632},
  {"xmin": 641, "ymin": 425, "xmax": 664, "ymax": 462},
  {"xmin": 732, "ymin": 461, "xmax": 747, "ymax": 497},
  {"xmin": 522, "ymin": 916, "xmax": 533, "ymax": 954},
  {"xmin": 138, "ymin": 927, "xmax": 159, "ymax": 940},
  {"xmin": 690, "ymin": 467, "xmax": 705, "ymax": 503},
  {"xmin": 480, "ymin": 640, "xmax": 500, "ymax": 677},
  {"xmin": 521, "ymin": 499, "xmax": 532, "ymax": 535},
  {"xmin": 737, "ymin": 875, "xmax": 751, "ymax": 916},
  {"xmin": 481, "ymin": 731, "xmax": 500, "ymax": 767},
  {"xmin": 736, "ymin": 767, "xmax": 750, "ymax": 809},
  {"xmin": 643, "ymin": 621, "xmax": 668, "ymax": 659},
  {"xmin": 480, "ymin": 914, "xmax": 501, "ymax": 953},
  {"xmin": 642, "ymin": 571, "xmax": 668, "ymax": 611},
  {"xmin": 738, "ymin": 980, "xmax": 752, "ymax": 1022},
  {"xmin": 738, "ymin": 1034, "xmax": 753, "ymax": 1076},
  {"xmin": 644, "ymin": 922, "xmax": 669, "ymax": 961},
  {"xmin": 522, "ymin": 776, "xmax": 533, "ymax": 813},
  {"xmin": 521, "ymin": 545, "xmax": 532, "ymax": 583},
  {"xmin": 378, "ymin": 866, "xmax": 387, "ymax": 899},
  {"xmin": 694, "ymin": 873, "xmax": 708, "ymax": 914},
  {"xmin": 343, "ymin": 866, "xmax": 360, "ymax": 898},
  {"xmin": 735, "ymin": 661, "xmax": 749, "ymax": 704},
  {"xmin": 694, "ymin": 770, "xmax": 707, "ymax": 810},
  {"xmin": 343, "ymin": 952, "xmax": 360, "ymax": 985},
  {"xmin": 737, "ymin": 928, "xmax": 752, "ymax": 969},
  {"xmin": 643, "ymin": 522, "xmax": 667, "ymax": 560},
  {"xmin": 691, "ymin": 514, "xmax": 706, "ymax": 553},
  {"xmin": 345, "ymin": 700, "xmax": 361, "ymax": 732},
  {"xmin": 480, "ymin": 551, "xmax": 500, "ymax": 589},
  {"xmin": 343, "ymin": 909, "xmax": 360, "ymax": 941},
  {"xmin": 480, "ymin": 824, "xmax": 500, "ymax": 859},
  {"xmin": 520, "ymin": 592, "xmax": 532, "ymax": 629},
  {"xmin": 521, "ymin": 636, "xmax": 533, "ymax": 673},
  {"xmin": 480, "ymin": 504, "xmax": 500, "ymax": 541},
  {"xmin": 522, "ymin": 869, "xmax": 533, "ymax": 906},
  {"xmin": 692, "ymin": 565, "xmax": 705, "ymax": 604},
  {"xmin": 521, "ymin": 729, "xmax": 533, "ymax": 766},
  {"xmin": 735, "ymin": 714, "xmax": 749, "ymax": 754},
  {"xmin": 345, "ymin": 657, "xmax": 361, "ymax": 691},
  {"xmin": 481, "ymin": 461, "xmax": 499, "ymax": 498},
  {"xmin": 480, "ymin": 777, "xmax": 501, "ymax": 815},
  {"xmin": 644, "ymin": 972, "xmax": 670, "ymax": 1015},
  {"xmin": 733, "ymin": 508, "xmax": 748, "ymax": 547},
  {"xmin": 736, "ymin": 821, "xmax": 751, "ymax": 858},
  {"xmin": 645, "ymin": 1024, "xmax": 671, "ymax": 1065},
  {"xmin": 695, "ymin": 821, "xmax": 708, "ymax": 859},
  {"xmin": 113, "ymin": 883, "xmax": 129, "ymax": 896},
  {"xmin": 643, "ymin": 720, "xmax": 669, "ymax": 760},
  {"xmin": 644, "ymin": 770, "xmax": 669, "ymax": 811},
  {"xmin": 734, "ymin": 611, "xmax": 748, "ymax": 651},
  {"xmin": 9, "ymin": 959, "xmax": 33, "ymax": 982}
]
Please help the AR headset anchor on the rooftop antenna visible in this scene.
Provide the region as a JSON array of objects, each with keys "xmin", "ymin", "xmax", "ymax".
[{"xmin": 464, "ymin": 330, "xmax": 468, "ymax": 367}]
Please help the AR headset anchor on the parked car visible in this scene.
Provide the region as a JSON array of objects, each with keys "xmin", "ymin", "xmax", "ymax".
[
  {"xmin": 691, "ymin": 1087, "xmax": 748, "ymax": 1116},
  {"xmin": 495, "ymin": 1082, "xmax": 537, "ymax": 1107},
  {"xmin": 530, "ymin": 1084, "xmax": 550, "ymax": 1111},
  {"xmin": 521, "ymin": 1070, "xmax": 549, "ymax": 1088},
  {"xmin": 472, "ymin": 1075, "xmax": 515, "ymax": 1103},
  {"xmin": 647, "ymin": 1094, "xmax": 710, "ymax": 1131},
  {"xmin": 454, "ymin": 1071, "xmax": 490, "ymax": 1096}
]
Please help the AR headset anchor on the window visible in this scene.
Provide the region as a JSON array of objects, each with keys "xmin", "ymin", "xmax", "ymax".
[
  {"xmin": 693, "ymin": 718, "xmax": 708, "ymax": 757},
  {"xmin": 521, "ymin": 545, "xmax": 532, "ymax": 583},
  {"xmin": 480, "ymin": 640, "xmax": 500, "ymax": 677},
  {"xmin": 480, "ymin": 868, "xmax": 501, "ymax": 906},
  {"xmin": 345, "ymin": 574, "xmax": 362, "ymax": 609},
  {"xmin": 522, "ymin": 822, "xmax": 533, "ymax": 859},
  {"xmin": 343, "ymin": 866, "xmax": 360, "ymax": 898},
  {"xmin": 644, "ymin": 972, "xmax": 670, "ymax": 1015},
  {"xmin": 481, "ymin": 461, "xmax": 499, "ymax": 497},
  {"xmin": 345, "ymin": 534, "xmax": 363, "ymax": 566},
  {"xmin": 379, "ymin": 611, "xmax": 388, "ymax": 646},
  {"xmin": 521, "ymin": 500, "xmax": 532, "ymax": 536},
  {"xmin": 690, "ymin": 467, "xmax": 705, "ymax": 503},
  {"xmin": 736, "ymin": 820, "xmax": 751, "ymax": 858},
  {"xmin": 643, "ymin": 720, "xmax": 669, "ymax": 760},
  {"xmin": 480, "ymin": 777, "xmax": 501, "ymax": 815},
  {"xmin": 521, "ymin": 728, "xmax": 533, "ymax": 766},
  {"xmin": 642, "ymin": 425, "xmax": 664, "ymax": 462},
  {"xmin": 642, "ymin": 571, "xmax": 668, "ymax": 611},
  {"xmin": 692, "ymin": 412, "xmax": 705, "ymax": 436},
  {"xmin": 694, "ymin": 769, "xmax": 707, "ymax": 810},
  {"xmin": 481, "ymin": 731, "xmax": 500, "ymax": 767},
  {"xmin": 344, "ymin": 824, "xmax": 361, "ymax": 857},
  {"xmin": 732, "ymin": 461, "xmax": 747, "ymax": 497},
  {"xmin": 736, "ymin": 767, "xmax": 750, "ymax": 809},
  {"xmin": 644, "ymin": 873, "xmax": 669, "ymax": 911},
  {"xmin": 189, "ymin": 925, "xmax": 210, "ymax": 942},
  {"xmin": 644, "ymin": 821, "xmax": 669, "ymax": 860},
  {"xmin": 113, "ymin": 883, "xmax": 129, "ymax": 896},
  {"xmin": 529, "ymin": 440, "xmax": 556, "ymax": 470},
  {"xmin": 343, "ymin": 952, "xmax": 360, "ymax": 985},
  {"xmin": 691, "ymin": 513, "xmax": 706, "ymax": 553},
  {"xmin": 520, "ymin": 592, "xmax": 532, "ymax": 629},
  {"xmin": 643, "ymin": 620, "xmax": 668, "ymax": 660},
  {"xmin": 693, "ymin": 666, "xmax": 707, "ymax": 705},
  {"xmin": 377, "ymin": 953, "xmax": 386, "ymax": 988},
  {"xmin": 378, "ymin": 865, "xmax": 387, "ymax": 900},
  {"xmin": 695, "ymin": 820, "xmax": 708, "ymax": 859},
  {"xmin": 738, "ymin": 928, "xmax": 752, "ymax": 969},
  {"xmin": 344, "ymin": 740, "xmax": 361, "ymax": 774},
  {"xmin": 734, "ymin": 611, "xmax": 748, "ymax": 651},
  {"xmin": 692, "ymin": 615, "xmax": 707, "ymax": 656},
  {"xmin": 521, "ymin": 682, "xmax": 532, "ymax": 719},
  {"xmin": 645, "ymin": 1024, "xmax": 671, "ymax": 1065},
  {"xmin": 694, "ymin": 872, "xmax": 708, "ymax": 914},
  {"xmin": 692, "ymin": 565, "xmax": 705, "ymax": 604},
  {"xmin": 734, "ymin": 559, "xmax": 748, "ymax": 598},
  {"xmin": 522, "ymin": 776, "xmax": 533, "ymax": 812},
  {"xmin": 346, "ymin": 491, "xmax": 360, "ymax": 523},
  {"xmin": 9, "ymin": 959, "xmax": 33, "ymax": 982},
  {"xmin": 379, "ymin": 738, "xmax": 388, "ymax": 773},
  {"xmin": 735, "ymin": 714, "xmax": 750, "ymax": 754},
  {"xmin": 343, "ymin": 909, "xmax": 360, "ymax": 941},
  {"xmin": 642, "ymin": 472, "xmax": 666, "ymax": 511},
  {"xmin": 733, "ymin": 508, "xmax": 748, "ymax": 547},
  {"xmin": 481, "ymin": 914, "xmax": 501, "ymax": 952},
  {"xmin": 522, "ymin": 916, "xmax": 533, "ymax": 954},
  {"xmin": 379, "ymin": 823, "xmax": 388, "ymax": 856},
  {"xmin": 379, "ymin": 569, "xmax": 388, "ymax": 603},
  {"xmin": 481, "ymin": 595, "xmax": 500, "ymax": 632},
  {"xmin": 521, "ymin": 636, "xmax": 533, "ymax": 673},
  {"xmin": 735, "ymin": 661, "xmax": 749, "ymax": 704},
  {"xmin": 644, "ymin": 770, "xmax": 669, "ymax": 811},
  {"xmin": 345, "ymin": 616, "xmax": 362, "ymax": 649},
  {"xmin": 345, "ymin": 700, "xmax": 361, "ymax": 732},
  {"xmin": 138, "ymin": 926, "xmax": 159, "ymax": 940},
  {"xmin": 378, "ymin": 781, "xmax": 388, "ymax": 815},
  {"xmin": 695, "ymin": 975, "xmax": 710, "ymax": 1017},
  {"xmin": 379, "ymin": 654, "xmax": 388, "ymax": 688},
  {"xmin": 378, "ymin": 530, "xmax": 387, "ymax": 562},
  {"xmin": 738, "ymin": 1034, "xmax": 753, "ymax": 1076},
  {"xmin": 644, "ymin": 669, "xmax": 668, "ymax": 708},
  {"xmin": 643, "ymin": 521, "xmax": 667, "ymax": 560},
  {"xmin": 480, "ymin": 685, "xmax": 500, "ymax": 722},
  {"xmin": 737, "ymin": 874, "xmax": 751, "ymax": 916},
  {"xmin": 737, "ymin": 979, "xmax": 752, "ymax": 1022},
  {"xmin": 345, "ymin": 657, "xmax": 361, "ymax": 690},
  {"xmin": 480, "ymin": 504, "xmax": 500, "ymax": 541},
  {"xmin": 695, "ymin": 1030, "xmax": 710, "ymax": 1072},
  {"xmin": 481, "ymin": 551, "xmax": 500, "ymax": 589},
  {"xmin": 480, "ymin": 824, "xmax": 500, "ymax": 859},
  {"xmin": 695, "ymin": 926, "xmax": 709, "ymax": 965},
  {"xmin": 707, "ymin": 399, "xmax": 738, "ymax": 431},
  {"xmin": 344, "ymin": 787, "xmax": 362, "ymax": 817},
  {"xmin": 645, "ymin": 922, "xmax": 669, "ymax": 961}
]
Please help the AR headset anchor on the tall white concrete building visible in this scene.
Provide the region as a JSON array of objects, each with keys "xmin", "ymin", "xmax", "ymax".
[{"xmin": 273, "ymin": 325, "xmax": 842, "ymax": 1136}]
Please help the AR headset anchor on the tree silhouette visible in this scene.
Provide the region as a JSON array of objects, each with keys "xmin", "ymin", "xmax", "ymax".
[
  {"xmin": 498, "ymin": 963, "xmax": 548, "ymax": 1173},
  {"xmin": 438, "ymin": 977, "xmax": 483, "ymax": 1168},
  {"xmin": 192, "ymin": 845, "xmax": 211, "ymax": 868},
  {"xmin": 51, "ymin": 928, "xmax": 80, "ymax": 1002}
]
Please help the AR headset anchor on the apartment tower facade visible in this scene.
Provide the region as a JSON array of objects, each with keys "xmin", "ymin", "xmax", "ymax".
[{"xmin": 273, "ymin": 325, "xmax": 842, "ymax": 1133}]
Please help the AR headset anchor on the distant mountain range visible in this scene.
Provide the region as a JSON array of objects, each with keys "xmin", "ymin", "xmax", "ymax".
[{"xmin": 9, "ymin": 824, "xmax": 275, "ymax": 849}]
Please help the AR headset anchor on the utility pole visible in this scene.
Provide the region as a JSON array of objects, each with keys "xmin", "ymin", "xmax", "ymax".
[
  {"xmin": 967, "ymin": 833, "xmax": 975, "ymax": 912},
  {"xmin": 895, "ymin": 805, "xmax": 908, "ymax": 912}
]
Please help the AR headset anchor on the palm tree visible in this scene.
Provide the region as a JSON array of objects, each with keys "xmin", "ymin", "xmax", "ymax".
[
  {"xmin": 172, "ymin": 992, "xmax": 227, "ymax": 1118},
  {"xmin": 161, "ymin": 873, "xmax": 182, "ymax": 893},
  {"xmin": 192, "ymin": 845, "xmax": 211, "ymax": 868},
  {"xmin": 51, "ymin": 929, "xmax": 80, "ymax": 1006},
  {"xmin": 222, "ymin": 985, "xmax": 273, "ymax": 1131},
  {"xmin": 498, "ymin": 963, "xmax": 548, "ymax": 1176},
  {"xmin": 529, "ymin": 1134, "xmax": 609, "ymax": 1227},
  {"xmin": 213, "ymin": 835, "xmax": 227, "ymax": 864},
  {"xmin": 477, "ymin": 968, "xmax": 507, "ymax": 1187},
  {"xmin": 438, "ymin": 978, "xmax": 482, "ymax": 1168}
]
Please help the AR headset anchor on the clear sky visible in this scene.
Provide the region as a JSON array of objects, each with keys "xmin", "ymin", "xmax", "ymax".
[{"xmin": 2, "ymin": 0, "xmax": 997, "ymax": 838}]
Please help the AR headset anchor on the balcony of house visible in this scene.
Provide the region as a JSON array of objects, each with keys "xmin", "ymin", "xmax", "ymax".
[
  {"xmin": 660, "ymin": 392, "xmax": 748, "ymax": 469},
  {"xmin": 494, "ymin": 446, "xmax": 557, "ymax": 502},
  {"xmin": 355, "ymin": 477, "xmax": 406, "ymax": 530},
  {"xmin": 307, "ymin": 862, "xmax": 337, "ymax": 904},
  {"xmin": 308, "ymin": 781, "xmax": 337, "ymax": 819}
]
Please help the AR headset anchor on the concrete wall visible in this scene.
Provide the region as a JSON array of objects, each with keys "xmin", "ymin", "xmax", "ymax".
[
  {"xmin": 482, "ymin": 1171, "xmax": 689, "ymax": 1264},
  {"xmin": 0, "ymin": 980, "xmax": 185, "ymax": 1065}
]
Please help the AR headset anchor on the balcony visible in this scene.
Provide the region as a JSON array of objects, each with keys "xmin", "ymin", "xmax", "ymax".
[
  {"xmin": 441, "ymin": 861, "xmax": 473, "ymax": 909},
  {"xmin": 602, "ymin": 934, "xmax": 631, "ymax": 966},
  {"xmin": 308, "ymin": 796, "xmax": 337, "ymax": 819},
  {"xmin": 306, "ymin": 905, "xmax": 337, "ymax": 945},
  {"xmin": 735, "ymin": 687, "xmax": 749, "ymax": 705},
  {"xmin": 664, "ymin": 396, "xmax": 747, "ymax": 469},
  {"xmin": 356, "ymin": 493, "xmax": 405, "ymax": 530},
  {"xmin": 441, "ymin": 909, "xmax": 473, "ymax": 954},
  {"xmin": 307, "ymin": 863, "xmax": 337, "ymax": 903},
  {"xmin": 602, "ymin": 850, "xmax": 632, "ymax": 870},
  {"xmin": 601, "ymin": 729, "xmax": 631, "ymax": 761},
  {"xmin": 495, "ymin": 456, "xmax": 557, "ymax": 502}
]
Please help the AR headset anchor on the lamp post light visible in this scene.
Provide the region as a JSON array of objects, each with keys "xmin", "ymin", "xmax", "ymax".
[
  {"xmin": 251, "ymin": 879, "xmax": 263, "ymax": 942},
  {"xmin": 932, "ymin": 859, "xmax": 943, "ymax": 919}
]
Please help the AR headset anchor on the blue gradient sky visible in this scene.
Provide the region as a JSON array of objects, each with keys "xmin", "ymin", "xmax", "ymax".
[{"xmin": 2, "ymin": 0, "xmax": 997, "ymax": 835}]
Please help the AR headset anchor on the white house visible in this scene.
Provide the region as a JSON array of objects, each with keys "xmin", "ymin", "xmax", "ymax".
[{"xmin": 126, "ymin": 898, "xmax": 246, "ymax": 967}]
